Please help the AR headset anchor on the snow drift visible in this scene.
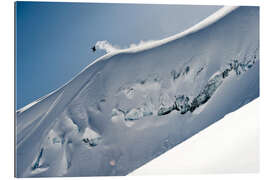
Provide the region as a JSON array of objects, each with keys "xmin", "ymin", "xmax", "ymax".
[{"xmin": 15, "ymin": 6, "xmax": 259, "ymax": 177}]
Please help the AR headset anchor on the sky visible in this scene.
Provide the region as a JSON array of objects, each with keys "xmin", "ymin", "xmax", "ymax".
[{"xmin": 15, "ymin": 2, "xmax": 221, "ymax": 110}]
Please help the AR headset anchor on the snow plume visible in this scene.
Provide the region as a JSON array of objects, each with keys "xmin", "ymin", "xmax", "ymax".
[
  {"xmin": 95, "ymin": 40, "xmax": 120, "ymax": 53},
  {"xmin": 129, "ymin": 40, "xmax": 156, "ymax": 49},
  {"xmin": 96, "ymin": 40, "xmax": 157, "ymax": 53}
]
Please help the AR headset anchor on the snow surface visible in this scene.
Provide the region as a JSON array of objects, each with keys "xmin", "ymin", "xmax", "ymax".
[
  {"xmin": 15, "ymin": 6, "xmax": 259, "ymax": 177},
  {"xmin": 130, "ymin": 98, "xmax": 259, "ymax": 175}
]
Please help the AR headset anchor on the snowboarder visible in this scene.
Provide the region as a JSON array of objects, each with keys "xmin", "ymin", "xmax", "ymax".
[{"xmin": 91, "ymin": 46, "xmax": 96, "ymax": 52}]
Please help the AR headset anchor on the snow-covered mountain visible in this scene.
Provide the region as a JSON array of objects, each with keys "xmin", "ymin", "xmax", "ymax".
[{"xmin": 15, "ymin": 6, "xmax": 259, "ymax": 177}]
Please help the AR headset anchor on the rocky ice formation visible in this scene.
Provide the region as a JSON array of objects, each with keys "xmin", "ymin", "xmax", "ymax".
[{"xmin": 113, "ymin": 55, "xmax": 258, "ymax": 122}]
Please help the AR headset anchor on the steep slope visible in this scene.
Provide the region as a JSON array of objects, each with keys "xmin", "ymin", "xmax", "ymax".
[
  {"xmin": 130, "ymin": 98, "xmax": 259, "ymax": 175},
  {"xmin": 16, "ymin": 6, "xmax": 259, "ymax": 177}
]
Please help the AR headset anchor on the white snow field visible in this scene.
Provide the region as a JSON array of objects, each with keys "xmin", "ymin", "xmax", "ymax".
[
  {"xmin": 130, "ymin": 98, "xmax": 259, "ymax": 175},
  {"xmin": 15, "ymin": 6, "xmax": 259, "ymax": 177}
]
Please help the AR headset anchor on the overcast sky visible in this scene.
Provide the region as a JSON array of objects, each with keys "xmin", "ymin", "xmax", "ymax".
[{"xmin": 16, "ymin": 2, "xmax": 221, "ymax": 109}]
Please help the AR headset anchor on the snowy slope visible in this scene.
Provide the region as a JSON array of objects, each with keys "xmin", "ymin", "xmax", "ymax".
[
  {"xmin": 130, "ymin": 98, "xmax": 259, "ymax": 175},
  {"xmin": 15, "ymin": 6, "xmax": 259, "ymax": 177}
]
